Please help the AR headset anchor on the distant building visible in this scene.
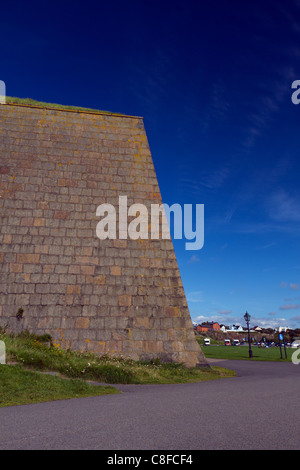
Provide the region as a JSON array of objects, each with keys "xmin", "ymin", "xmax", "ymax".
[
  {"xmin": 254, "ymin": 326, "xmax": 263, "ymax": 332},
  {"xmin": 228, "ymin": 325, "xmax": 244, "ymax": 332},
  {"xmin": 220, "ymin": 324, "xmax": 229, "ymax": 332},
  {"xmin": 196, "ymin": 322, "xmax": 220, "ymax": 332},
  {"xmin": 278, "ymin": 326, "xmax": 290, "ymax": 333}
]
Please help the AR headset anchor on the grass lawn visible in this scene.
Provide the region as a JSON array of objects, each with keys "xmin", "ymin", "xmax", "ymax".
[
  {"xmin": 0, "ymin": 331, "xmax": 236, "ymax": 407},
  {"xmin": 201, "ymin": 344, "xmax": 293, "ymax": 361},
  {"xmin": 0, "ymin": 365, "xmax": 119, "ymax": 407}
]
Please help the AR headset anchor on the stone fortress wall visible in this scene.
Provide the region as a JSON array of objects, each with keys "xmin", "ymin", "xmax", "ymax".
[{"xmin": 0, "ymin": 102, "xmax": 207, "ymax": 367}]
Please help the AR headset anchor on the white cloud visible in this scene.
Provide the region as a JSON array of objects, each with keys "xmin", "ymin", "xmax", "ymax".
[
  {"xmin": 266, "ymin": 190, "xmax": 300, "ymax": 223},
  {"xmin": 193, "ymin": 315, "xmax": 209, "ymax": 324},
  {"xmin": 290, "ymin": 315, "xmax": 300, "ymax": 322},
  {"xmin": 280, "ymin": 304, "xmax": 300, "ymax": 310},
  {"xmin": 188, "ymin": 254, "xmax": 200, "ymax": 264}
]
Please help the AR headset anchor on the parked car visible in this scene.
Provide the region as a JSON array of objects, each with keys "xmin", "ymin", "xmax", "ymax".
[
  {"xmin": 224, "ymin": 339, "xmax": 231, "ymax": 346},
  {"xmin": 204, "ymin": 338, "xmax": 210, "ymax": 346},
  {"xmin": 232, "ymin": 339, "xmax": 240, "ymax": 346}
]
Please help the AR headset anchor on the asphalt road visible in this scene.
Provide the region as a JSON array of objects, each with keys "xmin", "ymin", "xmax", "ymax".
[{"xmin": 0, "ymin": 359, "xmax": 299, "ymax": 450}]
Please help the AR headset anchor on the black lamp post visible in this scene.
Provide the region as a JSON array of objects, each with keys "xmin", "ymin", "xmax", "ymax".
[{"xmin": 244, "ymin": 311, "xmax": 253, "ymax": 358}]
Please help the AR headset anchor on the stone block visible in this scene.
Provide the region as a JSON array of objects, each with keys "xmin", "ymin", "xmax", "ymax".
[{"xmin": 75, "ymin": 317, "xmax": 90, "ymax": 329}]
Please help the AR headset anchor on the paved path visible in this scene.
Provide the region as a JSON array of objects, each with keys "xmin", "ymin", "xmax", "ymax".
[{"xmin": 0, "ymin": 359, "xmax": 299, "ymax": 450}]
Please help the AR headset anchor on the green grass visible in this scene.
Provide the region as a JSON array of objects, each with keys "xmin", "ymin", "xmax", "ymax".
[
  {"xmin": 0, "ymin": 365, "xmax": 118, "ymax": 407},
  {"xmin": 201, "ymin": 344, "xmax": 293, "ymax": 361},
  {"xmin": 1, "ymin": 331, "xmax": 235, "ymax": 385},
  {"xmin": 5, "ymin": 96, "xmax": 132, "ymax": 116}
]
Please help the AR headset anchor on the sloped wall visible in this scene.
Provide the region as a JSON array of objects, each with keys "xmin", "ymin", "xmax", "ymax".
[{"xmin": 0, "ymin": 103, "xmax": 207, "ymax": 367}]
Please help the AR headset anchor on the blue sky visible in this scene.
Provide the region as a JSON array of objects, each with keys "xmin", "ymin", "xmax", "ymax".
[{"xmin": 1, "ymin": 0, "xmax": 300, "ymax": 329}]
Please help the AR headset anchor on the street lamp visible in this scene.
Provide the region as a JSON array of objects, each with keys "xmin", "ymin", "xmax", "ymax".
[{"xmin": 244, "ymin": 311, "xmax": 253, "ymax": 358}]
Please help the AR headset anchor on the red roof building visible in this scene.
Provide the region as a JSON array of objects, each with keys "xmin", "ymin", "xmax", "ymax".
[{"xmin": 196, "ymin": 322, "xmax": 220, "ymax": 332}]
